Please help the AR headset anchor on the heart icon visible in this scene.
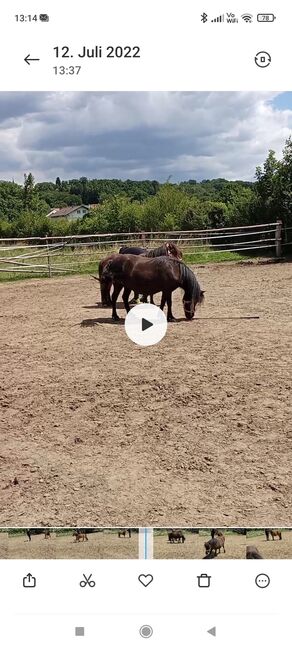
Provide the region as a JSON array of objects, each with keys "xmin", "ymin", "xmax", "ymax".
[{"xmin": 138, "ymin": 574, "xmax": 154, "ymax": 587}]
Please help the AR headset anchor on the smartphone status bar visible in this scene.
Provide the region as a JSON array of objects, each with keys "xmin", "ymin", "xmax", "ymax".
[{"xmin": 0, "ymin": 0, "xmax": 291, "ymax": 90}]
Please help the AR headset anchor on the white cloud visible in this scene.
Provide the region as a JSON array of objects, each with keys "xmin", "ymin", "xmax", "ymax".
[{"xmin": 0, "ymin": 91, "xmax": 291, "ymax": 182}]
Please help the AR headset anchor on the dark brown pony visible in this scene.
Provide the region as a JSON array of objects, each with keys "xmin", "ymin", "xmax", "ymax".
[
  {"xmin": 246, "ymin": 545, "xmax": 263, "ymax": 559},
  {"xmin": 265, "ymin": 529, "xmax": 282, "ymax": 541},
  {"xmin": 26, "ymin": 528, "xmax": 51, "ymax": 540},
  {"xmin": 97, "ymin": 242, "xmax": 182, "ymax": 306},
  {"xmin": 73, "ymin": 531, "xmax": 88, "ymax": 542},
  {"xmin": 118, "ymin": 529, "xmax": 132, "ymax": 538},
  {"xmin": 119, "ymin": 242, "xmax": 182, "ymax": 259},
  {"xmin": 98, "ymin": 253, "xmax": 117, "ymax": 306},
  {"xmin": 101, "ymin": 255, "xmax": 204, "ymax": 322},
  {"xmin": 211, "ymin": 529, "xmax": 224, "ymax": 539},
  {"xmin": 204, "ymin": 535, "xmax": 225, "ymax": 557},
  {"xmin": 168, "ymin": 530, "xmax": 186, "ymax": 543}
]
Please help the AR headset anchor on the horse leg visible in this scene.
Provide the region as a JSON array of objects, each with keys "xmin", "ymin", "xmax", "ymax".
[
  {"xmin": 160, "ymin": 292, "xmax": 166, "ymax": 312},
  {"xmin": 101, "ymin": 280, "xmax": 112, "ymax": 306},
  {"xmin": 166, "ymin": 293, "xmax": 175, "ymax": 322},
  {"xmin": 111, "ymin": 283, "xmax": 122, "ymax": 321},
  {"xmin": 122, "ymin": 287, "xmax": 131, "ymax": 313},
  {"xmin": 129, "ymin": 291, "xmax": 139, "ymax": 304},
  {"xmin": 150, "ymin": 294, "xmax": 155, "ymax": 305}
]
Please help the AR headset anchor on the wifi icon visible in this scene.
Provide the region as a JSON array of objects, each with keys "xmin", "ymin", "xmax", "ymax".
[{"xmin": 241, "ymin": 13, "xmax": 253, "ymax": 22}]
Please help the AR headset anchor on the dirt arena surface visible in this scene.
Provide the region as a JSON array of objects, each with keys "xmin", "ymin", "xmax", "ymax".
[
  {"xmin": 246, "ymin": 530, "xmax": 292, "ymax": 559},
  {"xmin": 154, "ymin": 531, "xmax": 246, "ymax": 559},
  {"xmin": 0, "ymin": 262, "xmax": 291, "ymax": 526},
  {"xmin": 7, "ymin": 531, "xmax": 138, "ymax": 560}
]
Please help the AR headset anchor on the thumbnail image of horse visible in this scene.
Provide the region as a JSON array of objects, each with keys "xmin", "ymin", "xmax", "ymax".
[
  {"xmin": 26, "ymin": 529, "xmax": 51, "ymax": 541},
  {"xmin": 101, "ymin": 255, "xmax": 204, "ymax": 322},
  {"xmin": 211, "ymin": 529, "xmax": 225, "ymax": 539},
  {"xmin": 168, "ymin": 530, "xmax": 186, "ymax": 543},
  {"xmin": 73, "ymin": 530, "xmax": 89, "ymax": 542},
  {"xmin": 246, "ymin": 545, "xmax": 263, "ymax": 559},
  {"xmin": 118, "ymin": 529, "xmax": 132, "ymax": 538},
  {"xmin": 265, "ymin": 529, "xmax": 282, "ymax": 541},
  {"xmin": 97, "ymin": 242, "xmax": 182, "ymax": 306},
  {"xmin": 7, "ymin": 529, "xmax": 139, "ymax": 560},
  {"xmin": 204, "ymin": 534, "xmax": 226, "ymax": 558}
]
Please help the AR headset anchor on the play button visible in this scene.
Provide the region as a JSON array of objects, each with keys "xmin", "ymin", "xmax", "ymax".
[
  {"xmin": 142, "ymin": 318, "xmax": 153, "ymax": 332},
  {"xmin": 125, "ymin": 304, "xmax": 167, "ymax": 347}
]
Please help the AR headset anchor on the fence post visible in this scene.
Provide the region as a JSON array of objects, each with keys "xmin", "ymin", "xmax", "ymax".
[
  {"xmin": 275, "ymin": 219, "xmax": 282, "ymax": 258},
  {"xmin": 45, "ymin": 235, "xmax": 52, "ymax": 277}
]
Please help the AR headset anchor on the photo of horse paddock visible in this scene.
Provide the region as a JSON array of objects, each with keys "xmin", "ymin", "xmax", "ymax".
[
  {"xmin": 6, "ymin": 528, "xmax": 138, "ymax": 560},
  {"xmin": 246, "ymin": 529, "xmax": 292, "ymax": 559},
  {"xmin": 1, "ymin": 262, "xmax": 292, "ymax": 527},
  {"xmin": 1, "ymin": 91, "xmax": 292, "ymax": 529},
  {"xmin": 153, "ymin": 529, "xmax": 246, "ymax": 559},
  {"xmin": 0, "ymin": 530, "xmax": 8, "ymax": 559}
]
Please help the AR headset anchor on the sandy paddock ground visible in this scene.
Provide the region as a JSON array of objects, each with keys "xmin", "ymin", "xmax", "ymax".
[
  {"xmin": 0, "ymin": 262, "xmax": 291, "ymax": 527},
  {"xmin": 154, "ymin": 531, "xmax": 246, "ymax": 559},
  {"xmin": 7, "ymin": 531, "xmax": 138, "ymax": 559},
  {"xmin": 246, "ymin": 530, "xmax": 292, "ymax": 559}
]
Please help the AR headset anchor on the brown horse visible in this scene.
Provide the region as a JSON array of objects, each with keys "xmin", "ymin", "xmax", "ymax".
[
  {"xmin": 97, "ymin": 242, "xmax": 182, "ymax": 306},
  {"xmin": 101, "ymin": 255, "xmax": 204, "ymax": 322},
  {"xmin": 118, "ymin": 529, "xmax": 132, "ymax": 538},
  {"xmin": 119, "ymin": 242, "xmax": 182, "ymax": 259},
  {"xmin": 204, "ymin": 535, "xmax": 226, "ymax": 557},
  {"xmin": 168, "ymin": 530, "xmax": 186, "ymax": 543},
  {"xmin": 98, "ymin": 254, "xmax": 117, "ymax": 306},
  {"xmin": 26, "ymin": 529, "xmax": 51, "ymax": 541},
  {"xmin": 246, "ymin": 545, "xmax": 263, "ymax": 559},
  {"xmin": 211, "ymin": 529, "xmax": 224, "ymax": 539},
  {"xmin": 265, "ymin": 529, "xmax": 282, "ymax": 541},
  {"xmin": 73, "ymin": 531, "xmax": 88, "ymax": 542}
]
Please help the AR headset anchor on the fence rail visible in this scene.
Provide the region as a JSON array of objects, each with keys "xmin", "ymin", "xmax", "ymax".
[{"xmin": 0, "ymin": 220, "xmax": 284, "ymax": 278}]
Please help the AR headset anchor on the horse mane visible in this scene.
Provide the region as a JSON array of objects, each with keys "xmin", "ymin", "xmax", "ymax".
[
  {"xmin": 178, "ymin": 261, "xmax": 204, "ymax": 304},
  {"xmin": 144, "ymin": 242, "xmax": 181, "ymax": 258},
  {"xmin": 144, "ymin": 244, "xmax": 167, "ymax": 258}
]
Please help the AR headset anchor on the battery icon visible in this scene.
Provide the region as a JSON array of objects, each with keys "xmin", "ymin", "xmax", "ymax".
[{"xmin": 257, "ymin": 13, "xmax": 276, "ymax": 22}]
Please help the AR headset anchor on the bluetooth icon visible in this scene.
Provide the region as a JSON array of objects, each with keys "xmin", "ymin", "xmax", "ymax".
[{"xmin": 201, "ymin": 12, "xmax": 208, "ymax": 22}]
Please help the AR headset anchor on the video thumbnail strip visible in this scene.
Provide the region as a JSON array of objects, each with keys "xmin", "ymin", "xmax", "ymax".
[{"xmin": 1, "ymin": 528, "xmax": 292, "ymax": 560}]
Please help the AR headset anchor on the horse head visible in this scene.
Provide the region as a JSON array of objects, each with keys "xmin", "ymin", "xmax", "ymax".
[
  {"xmin": 183, "ymin": 290, "xmax": 205, "ymax": 320},
  {"xmin": 166, "ymin": 242, "xmax": 182, "ymax": 259}
]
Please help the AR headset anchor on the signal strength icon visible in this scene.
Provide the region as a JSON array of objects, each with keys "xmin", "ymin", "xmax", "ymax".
[
  {"xmin": 241, "ymin": 13, "xmax": 253, "ymax": 22},
  {"xmin": 211, "ymin": 13, "xmax": 224, "ymax": 22}
]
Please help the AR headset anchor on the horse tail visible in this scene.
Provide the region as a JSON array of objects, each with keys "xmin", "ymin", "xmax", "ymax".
[{"xmin": 100, "ymin": 259, "xmax": 114, "ymax": 281}]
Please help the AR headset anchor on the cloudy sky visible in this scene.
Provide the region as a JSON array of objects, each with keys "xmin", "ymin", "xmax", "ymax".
[{"xmin": 0, "ymin": 91, "xmax": 291, "ymax": 183}]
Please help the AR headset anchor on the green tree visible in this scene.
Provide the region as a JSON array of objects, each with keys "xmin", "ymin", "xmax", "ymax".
[{"xmin": 23, "ymin": 172, "xmax": 35, "ymax": 210}]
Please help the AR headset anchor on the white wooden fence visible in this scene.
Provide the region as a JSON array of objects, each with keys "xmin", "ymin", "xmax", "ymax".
[{"xmin": 0, "ymin": 220, "xmax": 285, "ymax": 277}]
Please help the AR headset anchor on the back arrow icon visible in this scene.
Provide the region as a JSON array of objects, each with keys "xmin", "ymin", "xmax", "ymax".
[{"xmin": 24, "ymin": 54, "xmax": 40, "ymax": 65}]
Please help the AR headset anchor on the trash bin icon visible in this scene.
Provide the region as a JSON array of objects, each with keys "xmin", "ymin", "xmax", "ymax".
[{"xmin": 197, "ymin": 573, "xmax": 211, "ymax": 588}]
